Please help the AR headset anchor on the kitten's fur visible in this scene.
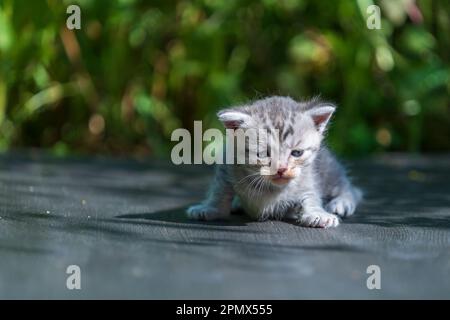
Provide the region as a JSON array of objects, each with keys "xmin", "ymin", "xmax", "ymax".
[{"xmin": 187, "ymin": 96, "xmax": 362, "ymax": 228}]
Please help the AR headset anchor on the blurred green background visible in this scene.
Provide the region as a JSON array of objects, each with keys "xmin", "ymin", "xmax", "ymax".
[{"xmin": 0, "ymin": 0, "xmax": 449, "ymax": 159}]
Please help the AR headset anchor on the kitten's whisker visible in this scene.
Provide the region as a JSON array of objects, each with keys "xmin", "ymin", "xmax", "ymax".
[
  {"xmin": 246, "ymin": 176, "xmax": 261, "ymax": 198},
  {"xmin": 260, "ymin": 178, "xmax": 269, "ymax": 196},
  {"xmin": 235, "ymin": 172, "xmax": 260, "ymax": 185},
  {"xmin": 256, "ymin": 177, "xmax": 264, "ymax": 197},
  {"xmin": 241, "ymin": 176, "xmax": 254, "ymax": 194},
  {"xmin": 236, "ymin": 173, "xmax": 261, "ymax": 196},
  {"xmin": 249, "ymin": 177, "xmax": 260, "ymax": 198},
  {"xmin": 263, "ymin": 181, "xmax": 269, "ymax": 195},
  {"xmin": 253, "ymin": 176, "xmax": 266, "ymax": 199}
]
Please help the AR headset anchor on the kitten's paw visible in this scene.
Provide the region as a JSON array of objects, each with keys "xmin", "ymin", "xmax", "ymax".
[
  {"xmin": 298, "ymin": 210, "xmax": 339, "ymax": 228},
  {"xmin": 186, "ymin": 204, "xmax": 228, "ymax": 221},
  {"xmin": 326, "ymin": 195, "xmax": 356, "ymax": 218}
]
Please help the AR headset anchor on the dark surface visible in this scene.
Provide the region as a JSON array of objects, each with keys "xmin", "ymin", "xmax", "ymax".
[{"xmin": 0, "ymin": 152, "xmax": 450, "ymax": 299}]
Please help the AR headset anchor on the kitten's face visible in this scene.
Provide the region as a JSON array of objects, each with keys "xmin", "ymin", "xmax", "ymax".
[{"xmin": 218, "ymin": 96, "xmax": 335, "ymax": 187}]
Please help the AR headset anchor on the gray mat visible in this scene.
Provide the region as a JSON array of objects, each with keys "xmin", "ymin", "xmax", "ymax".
[{"xmin": 0, "ymin": 152, "xmax": 449, "ymax": 299}]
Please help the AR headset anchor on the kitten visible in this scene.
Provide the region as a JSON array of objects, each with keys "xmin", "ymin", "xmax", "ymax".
[{"xmin": 187, "ymin": 96, "xmax": 362, "ymax": 228}]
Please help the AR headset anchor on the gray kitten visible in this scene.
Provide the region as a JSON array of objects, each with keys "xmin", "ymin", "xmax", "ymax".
[{"xmin": 187, "ymin": 96, "xmax": 362, "ymax": 228}]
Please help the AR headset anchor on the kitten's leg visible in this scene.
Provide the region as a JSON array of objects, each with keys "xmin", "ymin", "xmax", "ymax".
[
  {"xmin": 322, "ymin": 160, "xmax": 363, "ymax": 218},
  {"xmin": 187, "ymin": 165, "xmax": 234, "ymax": 221},
  {"xmin": 318, "ymin": 149, "xmax": 362, "ymax": 218},
  {"xmin": 326, "ymin": 184, "xmax": 362, "ymax": 218},
  {"xmin": 297, "ymin": 191, "xmax": 340, "ymax": 228}
]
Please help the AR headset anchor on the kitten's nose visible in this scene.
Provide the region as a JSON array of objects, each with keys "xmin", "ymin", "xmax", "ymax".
[{"xmin": 277, "ymin": 167, "xmax": 287, "ymax": 176}]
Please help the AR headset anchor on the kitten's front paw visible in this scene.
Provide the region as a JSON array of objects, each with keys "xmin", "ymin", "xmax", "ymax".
[
  {"xmin": 298, "ymin": 210, "xmax": 339, "ymax": 228},
  {"xmin": 326, "ymin": 195, "xmax": 356, "ymax": 218},
  {"xmin": 186, "ymin": 204, "xmax": 228, "ymax": 221}
]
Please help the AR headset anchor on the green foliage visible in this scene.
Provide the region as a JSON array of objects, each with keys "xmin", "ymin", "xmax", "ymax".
[{"xmin": 0, "ymin": 0, "xmax": 449, "ymax": 157}]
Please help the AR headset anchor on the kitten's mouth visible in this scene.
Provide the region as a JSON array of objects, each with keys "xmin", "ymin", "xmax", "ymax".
[{"xmin": 270, "ymin": 176, "xmax": 292, "ymax": 185}]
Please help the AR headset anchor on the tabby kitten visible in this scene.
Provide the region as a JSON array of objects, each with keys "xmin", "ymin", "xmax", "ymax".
[{"xmin": 187, "ymin": 96, "xmax": 362, "ymax": 228}]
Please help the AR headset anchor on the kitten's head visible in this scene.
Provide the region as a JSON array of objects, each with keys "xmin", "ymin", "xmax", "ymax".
[{"xmin": 218, "ymin": 96, "xmax": 335, "ymax": 187}]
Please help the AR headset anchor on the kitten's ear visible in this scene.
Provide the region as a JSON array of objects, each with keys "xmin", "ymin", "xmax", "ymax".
[
  {"xmin": 307, "ymin": 104, "xmax": 336, "ymax": 134},
  {"xmin": 217, "ymin": 110, "xmax": 254, "ymax": 129}
]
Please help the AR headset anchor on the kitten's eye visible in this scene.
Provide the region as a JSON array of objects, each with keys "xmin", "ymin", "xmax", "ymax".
[{"xmin": 291, "ymin": 150, "xmax": 304, "ymax": 157}]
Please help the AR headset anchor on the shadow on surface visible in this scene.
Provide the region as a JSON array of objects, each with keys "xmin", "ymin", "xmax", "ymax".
[{"xmin": 116, "ymin": 207, "xmax": 252, "ymax": 227}]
